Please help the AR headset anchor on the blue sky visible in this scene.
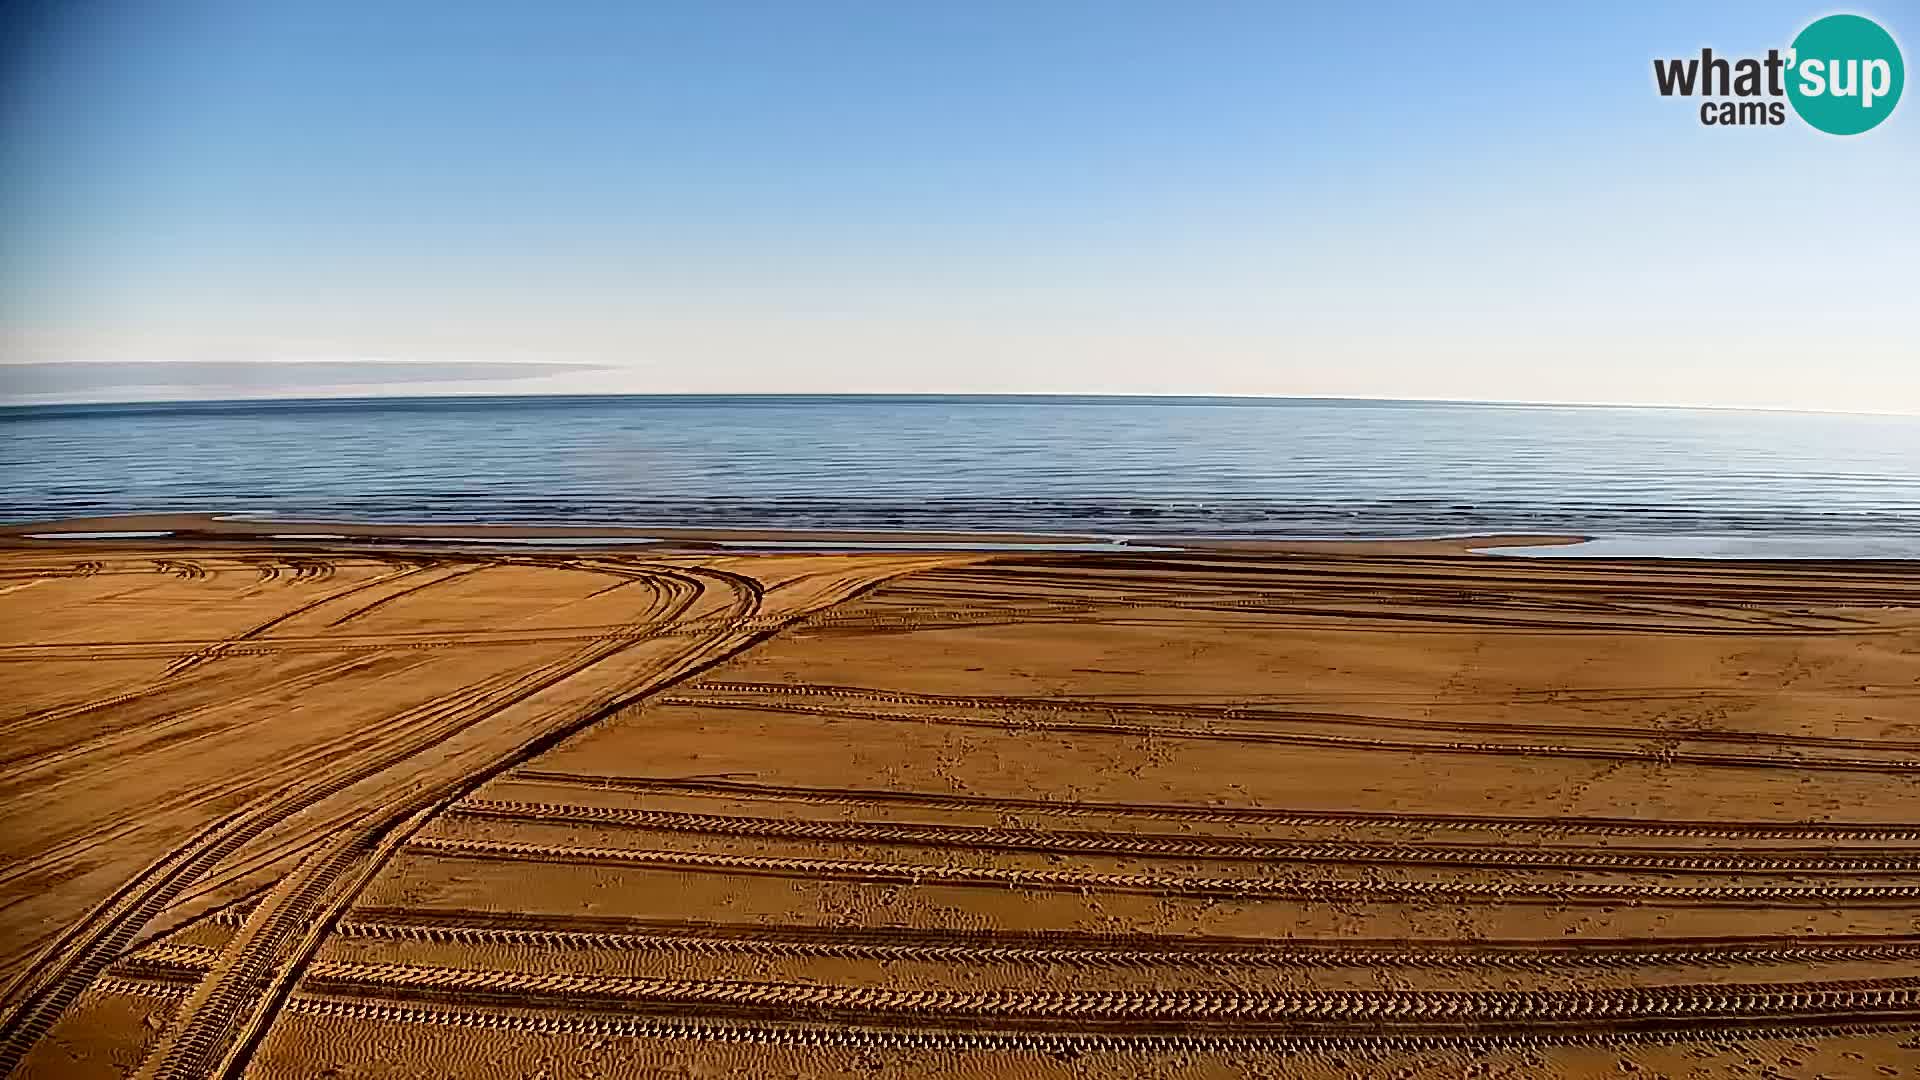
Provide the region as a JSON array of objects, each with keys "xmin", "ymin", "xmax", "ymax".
[{"xmin": 3, "ymin": 1, "xmax": 1916, "ymax": 409}]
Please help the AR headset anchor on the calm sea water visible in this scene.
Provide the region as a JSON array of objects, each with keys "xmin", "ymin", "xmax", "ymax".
[{"xmin": 4, "ymin": 395, "xmax": 1920, "ymax": 553}]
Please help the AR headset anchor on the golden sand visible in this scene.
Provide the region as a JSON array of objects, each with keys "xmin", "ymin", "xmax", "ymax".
[{"xmin": 3, "ymin": 539, "xmax": 1919, "ymax": 1077}]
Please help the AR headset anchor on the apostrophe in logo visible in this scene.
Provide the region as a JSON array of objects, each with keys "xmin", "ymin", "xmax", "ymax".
[
  {"xmin": 1786, "ymin": 14, "xmax": 1904, "ymax": 134},
  {"xmin": 1652, "ymin": 13, "xmax": 1903, "ymax": 134}
]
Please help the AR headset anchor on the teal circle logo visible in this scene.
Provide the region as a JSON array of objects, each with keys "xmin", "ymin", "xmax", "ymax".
[{"xmin": 1787, "ymin": 14, "xmax": 1904, "ymax": 134}]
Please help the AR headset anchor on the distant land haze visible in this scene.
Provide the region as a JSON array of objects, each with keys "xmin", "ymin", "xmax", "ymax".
[
  {"xmin": 0, "ymin": 361, "xmax": 607, "ymax": 403},
  {"xmin": 4, "ymin": 360, "xmax": 1919, "ymax": 416}
]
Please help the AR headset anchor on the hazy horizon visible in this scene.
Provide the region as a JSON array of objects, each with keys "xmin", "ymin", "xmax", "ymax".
[
  {"xmin": 4, "ymin": 2, "xmax": 1915, "ymax": 412},
  {"xmin": 11, "ymin": 371, "xmax": 1920, "ymax": 420}
]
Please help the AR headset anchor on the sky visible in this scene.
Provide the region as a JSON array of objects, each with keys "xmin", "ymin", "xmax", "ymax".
[{"xmin": 2, "ymin": 0, "xmax": 1916, "ymax": 410}]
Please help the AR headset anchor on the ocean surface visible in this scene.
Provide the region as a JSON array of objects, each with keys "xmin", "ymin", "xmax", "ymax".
[{"xmin": 5, "ymin": 395, "xmax": 1920, "ymax": 556}]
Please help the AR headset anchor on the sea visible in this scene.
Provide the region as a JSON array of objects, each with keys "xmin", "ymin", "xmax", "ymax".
[{"xmin": 5, "ymin": 394, "xmax": 1920, "ymax": 558}]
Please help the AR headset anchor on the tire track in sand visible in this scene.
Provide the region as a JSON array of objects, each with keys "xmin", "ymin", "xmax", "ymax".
[
  {"xmin": 405, "ymin": 837, "xmax": 1920, "ymax": 907},
  {"xmin": 444, "ymin": 800, "xmax": 1920, "ymax": 876},
  {"xmin": 125, "ymin": 558, "xmax": 955, "ymax": 1080},
  {"xmin": 505, "ymin": 772, "xmax": 1920, "ymax": 842}
]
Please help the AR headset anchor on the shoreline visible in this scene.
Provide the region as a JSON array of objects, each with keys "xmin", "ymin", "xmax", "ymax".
[
  {"xmin": 0, "ymin": 512, "xmax": 1586, "ymax": 556},
  {"xmin": 9, "ymin": 513, "xmax": 1920, "ymax": 560}
]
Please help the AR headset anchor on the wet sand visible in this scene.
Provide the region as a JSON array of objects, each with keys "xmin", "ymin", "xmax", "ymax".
[
  {"xmin": 2, "ymin": 541, "xmax": 1919, "ymax": 1077},
  {"xmin": 0, "ymin": 512, "xmax": 1588, "ymax": 555}
]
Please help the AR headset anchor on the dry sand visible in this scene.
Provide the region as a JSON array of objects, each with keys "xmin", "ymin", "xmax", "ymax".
[{"xmin": 2, "ymin": 539, "xmax": 1919, "ymax": 1078}]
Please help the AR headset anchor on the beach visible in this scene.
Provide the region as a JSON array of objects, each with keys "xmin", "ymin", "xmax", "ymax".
[
  {"xmin": 4, "ymin": 535, "xmax": 1919, "ymax": 1077},
  {"xmin": 8, "ymin": 0, "xmax": 1914, "ymax": 1075}
]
